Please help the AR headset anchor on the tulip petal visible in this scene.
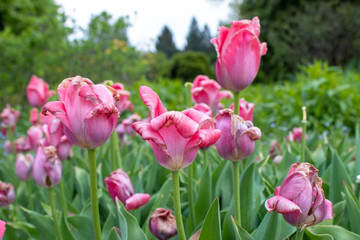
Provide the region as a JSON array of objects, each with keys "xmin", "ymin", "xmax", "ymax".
[
  {"xmin": 125, "ymin": 193, "xmax": 150, "ymax": 211},
  {"xmin": 265, "ymin": 196, "xmax": 302, "ymax": 214},
  {"xmin": 185, "ymin": 129, "xmax": 221, "ymax": 150},
  {"xmin": 132, "ymin": 121, "xmax": 166, "ymax": 147},
  {"xmin": 42, "ymin": 101, "xmax": 71, "ymax": 131},
  {"xmin": 182, "ymin": 108, "xmax": 213, "ymax": 129},
  {"xmin": 211, "ymin": 26, "xmax": 230, "ymax": 56},
  {"xmin": 0, "ymin": 220, "xmax": 6, "ymax": 239},
  {"xmin": 139, "ymin": 86, "xmax": 166, "ymax": 118}
]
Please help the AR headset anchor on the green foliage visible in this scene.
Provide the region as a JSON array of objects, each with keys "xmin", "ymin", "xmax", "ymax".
[
  {"xmin": 169, "ymin": 51, "xmax": 214, "ymax": 81},
  {"xmin": 236, "ymin": 0, "xmax": 360, "ymax": 82}
]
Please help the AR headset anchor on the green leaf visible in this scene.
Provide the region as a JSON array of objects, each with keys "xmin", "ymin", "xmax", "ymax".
[
  {"xmin": 60, "ymin": 214, "xmax": 75, "ymax": 240},
  {"xmin": 252, "ymin": 212, "xmax": 280, "ymax": 240},
  {"xmin": 195, "ymin": 165, "xmax": 212, "ymax": 225},
  {"xmin": 356, "ymin": 124, "xmax": 360, "ymax": 175},
  {"xmin": 108, "ymin": 227, "xmax": 122, "ymax": 240},
  {"xmin": 67, "ymin": 216, "xmax": 95, "ymax": 240},
  {"xmin": 231, "ymin": 216, "xmax": 254, "ymax": 240},
  {"xmin": 198, "ymin": 198, "xmax": 222, "ymax": 240},
  {"xmin": 305, "ymin": 228, "xmax": 334, "ymax": 240},
  {"xmin": 20, "ymin": 206, "xmax": 55, "ymax": 240},
  {"xmin": 221, "ymin": 212, "xmax": 236, "ymax": 240},
  {"xmin": 332, "ymin": 200, "xmax": 346, "ymax": 225},
  {"xmin": 74, "ymin": 166, "xmax": 90, "ymax": 204},
  {"xmin": 116, "ymin": 199, "xmax": 147, "ymax": 240},
  {"xmin": 6, "ymin": 221, "xmax": 40, "ymax": 239},
  {"xmin": 307, "ymin": 225, "xmax": 360, "ymax": 240},
  {"xmin": 343, "ymin": 183, "xmax": 360, "ymax": 234}
]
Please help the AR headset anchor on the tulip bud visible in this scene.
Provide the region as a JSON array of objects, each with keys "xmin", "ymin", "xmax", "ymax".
[
  {"xmin": 0, "ymin": 104, "xmax": 20, "ymax": 129},
  {"xmin": 0, "ymin": 181, "xmax": 15, "ymax": 207},
  {"xmin": 26, "ymin": 75, "xmax": 55, "ymax": 107},
  {"xmin": 265, "ymin": 162, "xmax": 333, "ymax": 229},
  {"xmin": 16, "ymin": 153, "xmax": 34, "ymax": 181},
  {"xmin": 287, "ymin": 127, "xmax": 307, "ymax": 142},
  {"xmin": 215, "ymin": 109, "xmax": 261, "ymax": 161},
  {"xmin": 57, "ymin": 136, "xmax": 72, "ymax": 161},
  {"xmin": 27, "ymin": 125, "xmax": 43, "ymax": 150},
  {"xmin": 149, "ymin": 208, "xmax": 177, "ymax": 240},
  {"xmin": 33, "ymin": 146, "xmax": 62, "ymax": 188},
  {"xmin": 14, "ymin": 136, "xmax": 31, "ymax": 152},
  {"xmin": 125, "ymin": 193, "xmax": 151, "ymax": 211}
]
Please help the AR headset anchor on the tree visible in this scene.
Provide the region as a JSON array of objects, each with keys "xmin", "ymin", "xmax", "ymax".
[
  {"xmin": 155, "ymin": 25, "xmax": 178, "ymax": 58},
  {"xmin": 184, "ymin": 17, "xmax": 204, "ymax": 52}
]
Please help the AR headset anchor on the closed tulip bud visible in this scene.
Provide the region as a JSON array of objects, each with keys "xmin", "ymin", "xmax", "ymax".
[
  {"xmin": 16, "ymin": 153, "xmax": 34, "ymax": 181},
  {"xmin": 215, "ymin": 109, "xmax": 261, "ymax": 161},
  {"xmin": 0, "ymin": 181, "xmax": 15, "ymax": 207},
  {"xmin": 211, "ymin": 17, "xmax": 267, "ymax": 92},
  {"xmin": 33, "ymin": 146, "xmax": 62, "ymax": 188},
  {"xmin": 149, "ymin": 208, "xmax": 177, "ymax": 240},
  {"xmin": 111, "ymin": 83, "xmax": 133, "ymax": 114},
  {"xmin": 42, "ymin": 76, "xmax": 120, "ymax": 149},
  {"xmin": 26, "ymin": 75, "xmax": 55, "ymax": 107},
  {"xmin": 29, "ymin": 108, "xmax": 39, "ymax": 125},
  {"xmin": 287, "ymin": 127, "xmax": 308, "ymax": 143},
  {"xmin": 265, "ymin": 163, "xmax": 333, "ymax": 229},
  {"xmin": 27, "ymin": 125, "xmax": 43, "ymax": 150},
  {"xmin": 0, "ymin": 220, "xmax": 5, "ymax": 239},
  {"xmin": 230, "ymin": 98, "xmax": 254, "ymax": 122},
  {"xmin": 0, "ymin": 104, "xmax": 20, "ymax": 129},
  {"xmin": 105, "ymin": 169, "xmax": 150, "ymax": 210}
]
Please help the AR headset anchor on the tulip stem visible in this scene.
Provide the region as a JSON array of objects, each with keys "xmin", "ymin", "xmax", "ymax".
[
  {"xmin": 295, "ymin": 229, "xmax": 304, "ymax": 240},
  {"xmin": 233, "ymin": 161, "xmax": 241, "ymax": 224},
  {"xmin": 88, "ymin": 148, "xmax": 102, "ymax": 240},
  {"xmin": 188, "ymin": 163, "xmax": 196, "ymax": 230},
  {"xmin": 59, "ymin": 179, "xmax": 68, "ymax": 217},
  {"xmin": 301, "ymin": 106, "xmax": 307, "ymax": 163},
  {"xmin": 172, "ymin": 170, "xmax": 186, "ymax": 240},
  {"xmin": 203, "ymin": 149, "xmax": 208, "ymax": 168},
  {"xmin": 48, "ymin": 187, "xmax": 62, "ymax": 240},
  {"xmin": 111, "ymin": 131, "xmax": 122, "ymax": 170},
  {"xmin": 26, "ymin": 181, "xmax": 34, "ymax": 209}
]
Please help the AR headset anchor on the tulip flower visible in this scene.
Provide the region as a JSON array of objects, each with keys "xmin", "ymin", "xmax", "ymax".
[
  {"xmin": 287, "ymin": 127, "xmax": 308, "ymax": 143},
  {"xmin": 215, "ymin": 109, "xmax": 261, "ymax": 161},
  {"xmin": 0, "ymin": 104, "xmax": 20, "ymax": 129},
  {"xmin": 105, "ymin": 169, "xmax": 150, "ymax": 211},
  {"xmin": 0, "ymin": 220, "xmax": 5, "ymax": 239},
  {"xmin": 111, "ymin": 83, "xmax": 133, "ymax": 114},
  {"xmin": 29, "ymin": 108, "xmax": 39, "ymax": 125},
  {"xmin": 42, "ymin": 76, "xmax": 120, "ymax": 149},
  {"xmin": 230, "ymin": 98, "xmax": 254, "ymax": 122},
  {"xmin": 193, "ymin": 103, "xmax": 212, "ymax": 118},
  {"xmin": 16, "ymin": 153, "xmax": 34, "ymax": 181},
  {"xmin": 0, "ymin": 181, "xmax": 15, "ymax": 207},
  {"xmin": 14, "ymin": 136, "xmax": 31, "ymax": 152},
  {"xmin": 265, "ymin": 162, "xmax": 333, "ymax": 229},
  {"xmin": 191, "ymin": 75, "xmax": 232, "ymax": 112},
  {"xmin": 27, "ymin": 125, "xmax": 43, "ymax": 150},
  {"xmin": 56, "ymin": 136, "xmax": 72, "ymax": 161},
  {"xmin": 116, "ymin": 113, "xmax": 141, "ymax": 145},
  {"xmin": 149, "ymin": 208, "xmax": 177, "ymax": 240},
  {"xmin": 211, "ymin": 17, "xmax": 267, "ymax": 92},
  {"xmin": 26, "ymin": 75, "xmax": 55, "ymax": 107},
  {"xmin": 33, "ymin": 145, "xmax": 62, "ymax": 188},
  {"xmin": 132, "ymin": 86, "xmax": 222, "ymax": 171}
]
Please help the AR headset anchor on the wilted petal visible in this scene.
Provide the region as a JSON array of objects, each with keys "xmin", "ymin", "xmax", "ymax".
[{"xmin": 125, "ymin": 193, "xmax": 150, "ymax": 211}]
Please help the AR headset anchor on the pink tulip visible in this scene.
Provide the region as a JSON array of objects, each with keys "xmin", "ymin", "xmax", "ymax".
[
  {"xmin": 26, "ymin": 75, "xmax": 55, "ymax": 107},
  {"xmin": 29, "ymin": 108, "xmax": 39, "ymax": 125},
  {"xmin": 111, "ymin": 83, "xmax": 133, "ymax": 114},
  {"xmin": 42, "ymin": 76, "xmax": 120, "ymax": 149},
  {"xmin": 57, "ymin": 136, "xmax": 72, "ymax": 161},
  {"xmin": 33, "ymin": 145, "xmax": 62, "ymax": 188},
  {"xmin": 4, "ymin": 140, "xmax": 12, "ymax": 154},
  {"xmin": 0, "ymin": 104, "xmax": 20, "ymax": 129},
  {"xmin": 193, "ymin": 103, "xmax": 212, "ymax": 118},
  {"xmin": 265, "ymin": 162, "xmax": 333, "ymax": 229},
  {"xmin": 0, "ymin": 220, "xmax": 6, "ymax": 239},
  {"xmin": 27, "ymin": 125, "xmax": 43, "ymax": 150},
  {"xmin": 132, "ymin": 86, "xmax": 222, "ymax": 170},
  {"xmin": 149, "ymin": 208, "xmax": 177, "ymax": 240},
  {"xmin": 215, "ymin": 109, "xmax": 261, "ymax": 161},
  {"xmin": 191, "ymin": 75, "xmax": 232, "ymax": 112},
  {"xmin": 14, "ymin": 136, "xmax": 31, "ymax": 152},
  {"xmin": 116, "ymin": 113, "xmax": 141, "ymax": 145},
  {"xmin": 269, "ymin": 140, "xmax": 281, "ymax": 159},
  {"xmin": 287, "ymin": 127, "xmax": 308, "ymax": 143},
  {"xmin": 211, "ymin": 17, "xmax": 267, "ymax": 92},
  {"xmin": 16, "ymin": 153, "xmax": 34, "ymax": 181},
  {"xmin": 230, "ymin": 98, "xmax": 254, "ymax": 122},
  {"xmin": 105, "ymin": 169, "xmax": 150, "ymax": 211},
  {"xmin": 0, "ymin": 181, "xmax": 15, "ymax": 207}
]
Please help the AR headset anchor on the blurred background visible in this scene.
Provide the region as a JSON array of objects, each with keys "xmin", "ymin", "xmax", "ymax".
[{"xmin": 0, "ymin": 0, "xmax": 359, "ymax": 135}]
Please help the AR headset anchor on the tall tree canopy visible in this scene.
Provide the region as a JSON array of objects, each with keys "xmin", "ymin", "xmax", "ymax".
[{"xmin": 155, "ymin": 25, "xmax": 178, "ymax": 58}]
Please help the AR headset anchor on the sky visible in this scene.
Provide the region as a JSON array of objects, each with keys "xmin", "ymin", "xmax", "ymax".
[{"xmin": 55, "ymin": 0, "xmax": 233, "ymax": 51}]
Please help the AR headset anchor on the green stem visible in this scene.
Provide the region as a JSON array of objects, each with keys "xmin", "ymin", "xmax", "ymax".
[
  {"xmin": 203, "ymin": 149, "xmax": 208, "ymax": 168},
  {"xmin": 187, "ymin": 164, "xmax": 196, "ymax": 230},
  {"xmin": 301, "ymin": 106, "xmax": 307, "ymax": 163},
  {"xmin": 110, "ymin": 131, "xmax": 122, "ymax": 170},
  {"xmin": 88, "ymin": 148, "xmax": 102, "ymax": 240},
  {"xmin": 233, "ymin": 161, "xmax": 241, "ymax": 224},
  {"xmin": 233, "ymin": 91, "xmax": 240, "ymax": 116},
  {"xmin": 172, "ymin": 171, "xmax": 186, "ymax": 240},
  {"xmin": 26, "ymin": 181, "xmax": 34, "ymax": 209},
  {"xmin": 48, "ymin": 188, "xmax": 62, "ymax": 240},
  {"xmin": 295, "ymin": 229, "xmax": 304, "ymax": 240},
  {"xmin": 59, "ymin": 180, "xmax": 68, "ymax": 217}
]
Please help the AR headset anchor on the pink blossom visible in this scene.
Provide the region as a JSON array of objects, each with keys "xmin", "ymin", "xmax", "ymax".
[
  {"xmin": 132, "ymin": 86, "xmax": 221, "ymax": 170},
  {"xmin": 29, "ymin": 108, "xmax": 39, "ymax": 125},
  {"xmin": 265, "ymin": 162, "xmax": 333, "ymax": 229},
  {"xmin": 42, "ymin": 76, "xmax": 120, "ymax": 149},
  {"xmin": 16, "ymin": 153, "xmax": 34, "ymax": 181},
  {"xmin": 230, "ymin": 98, "xmax": 254, "ymax": 122},
  {"xmin": 211, "ymin": 17, "xmax": 267, "ymax": 92},
  {"xmin": 111, "ymin": 83, "xmax": 133, "ymax": 114},
  {"xmin": 287, "ymin": 127, "xmax": 308, "ymax": 143},
  {"xmin": 27, "ymin": 125, "xmax": 43, "ymax": 150},
  {"xmin": 0, "ymin": 104, "xmax": 20, "ymax": 129},
  {"xmin": 0, "ymin": 181, "xmax": 15, "ymax": 207},
  {"xmin": 0, "ymin": 220, "xmax": 6, "ymax": 239},
  {"xmin": 26, "ymin": 75, "xmax": 55, "ymax": 107},
  {"xmin": 193, "ymin": 103, "xmax": 212, "ymax": 118}
]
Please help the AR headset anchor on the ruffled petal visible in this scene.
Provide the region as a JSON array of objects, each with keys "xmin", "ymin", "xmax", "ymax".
[
  {"xmin": 182, "ymin": 108, "xmax": 213, "ymax": 129},
  {"xmin": 139, "ymin": 86, "xmax": 166, "ymax": 118},
  {"xmin": 42, "ymin": 101, "xmax": 71, "ymax": 130},
  {"xmin": 185, "ymin": 129, "xmax": 221, "ymax": 150},
  {"xmin": 265, "ymin": 196, "xmax": 302, "ymax": 215},
  {"xmin": 132, "ymin": 121, "xmax": 166, "ymax": 147}
]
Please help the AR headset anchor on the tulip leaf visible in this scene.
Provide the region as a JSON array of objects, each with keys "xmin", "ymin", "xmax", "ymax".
[
  {"xmin": 108, "ymin": 227, "xmax": 122, "ymax": 240},
  {"xmin": 221, "ymin": 211, "xmax": 236, "ymax": 240},
  {"xmin": 307, "ymin": 225, "xmax": 360, "ymax": 240},
  {"xmin": 343, "ymin": 183, "xmax": 360, "ymax": 234},
  {"xmin": 305, "ymin": 228, "xmax": 334, "ymax": 240},
  {"xmin": 198, "ymin": 198, "xmax": 222, "ymax": 240},
  {"xmin": 231, "ymin": 216, "xmax": 254, "ymax": 240},
  {"xmin": 332, "ymin": 200, "xmax": 346, "ymax": 226},
  {"xmin": 20, "ymin": 206, "xmax": 55, "ymax": 240},
  {"xmin": 116, "ymin": 199, "xmax": 148, "ymax": 240},
  {"xmin": 214, "ymin": 160, "xmax": 233, "ymax": 208},
  {"xmin": 240, "ymin": 162, "xmax": 262, "ymax": 231},
  {"xmin": 329, "ymin": 147, "xmax": 352, "ymax": 204},
  {"xmin": 74, "ymin": 166, "xmax": 90, "ymax": 205},
  {"xmin": 195, "ymin": 165, "xmax": 212, "ymax": 225},
  {"xmin": 6, "ymin": 221, "xmax": 40, "ymax": 239},
  {"xmin": 66, "ymin": 216, "xmax": 95, "ymax": 240},
  {"xmin": 102, "ymin": 205, "xmax": 119, "ymax": 240},
  {"xmin": 60, "ymin": 214, "xmax": 75, "ymax": 240},
  {"xmin": 356, "ymin": 124, "xmax": 360, "ymax": 175}
]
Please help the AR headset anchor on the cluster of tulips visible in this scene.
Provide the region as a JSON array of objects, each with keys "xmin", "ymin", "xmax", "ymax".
[{"xmin": 0, "ymin": 17, "xmax": 333, "ymax": 240}]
